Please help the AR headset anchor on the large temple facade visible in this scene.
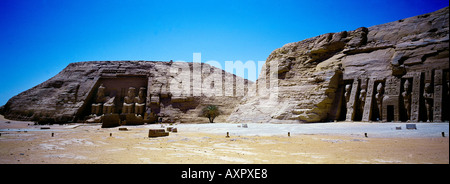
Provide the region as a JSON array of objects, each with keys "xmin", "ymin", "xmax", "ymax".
[{"xmin": 340, "ymin": 70, "xmax": 449, "ymax": 123}]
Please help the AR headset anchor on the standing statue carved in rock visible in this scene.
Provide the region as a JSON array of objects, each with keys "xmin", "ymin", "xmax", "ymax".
[
  {"xmin": 91, "ymin": 84, "xmax": 107, "ymax": 115},
  {"xmin": 375, "ymin": 83, "xmax": 384, "ymax": 121},
  {"xmin": 134, "ymin": 87, "xmax": 146, "ymax": 116},
  {"xmin": 345, "ymin": 84, "xmax": 351, "ymax": 103},
  {"xmin": 423, "ymin": 82, "xmax": 434, "ymax": 122},
  {"xmin": 344, "ymin": 84, "xmax": 353, "ymax": 119},
  {"xmin": 122, "ymin": 87, "xmax": 136, "ymax": 114},
  {"xmin": 359, "ymin": 88, "xmax": 366, "ymax": 116},
  {"xmin": 402, "ymin": 80, "xmax": 412, "ymax": 121}
]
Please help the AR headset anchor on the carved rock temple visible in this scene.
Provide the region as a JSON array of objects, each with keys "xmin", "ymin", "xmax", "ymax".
[
  {"xmin": 2, "ymin": 7, "xmax": 449, "ymax": 124},
  {"xmin": 228, "ymin": 7, "xmax": 449, "ymax": 123},
  {"xmin": 3, "ymin": 61, "xmax": 251, "ymax": 125}
]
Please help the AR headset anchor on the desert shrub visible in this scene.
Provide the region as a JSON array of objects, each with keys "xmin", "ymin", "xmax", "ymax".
[{"xmin": 201, "ymin": 105, "xmax": 221, "ymax": 123}]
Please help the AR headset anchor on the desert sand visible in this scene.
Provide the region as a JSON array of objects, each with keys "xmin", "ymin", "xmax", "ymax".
[{"xmin": 0, "ymin": 115, "xmax": 448, "ymax": 164}]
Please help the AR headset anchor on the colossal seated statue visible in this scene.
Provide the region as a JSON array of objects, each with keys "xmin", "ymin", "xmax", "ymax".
[
  {"xmin": 91, "ymin": 84, "xmax": 107, "ymax": 115},
  {"xmin": 122, "ymin": 87, "xmax": 135, "ymax": 114},
  {"xmin": 103, "ymin": 96, "xmax": 116, "ymax": 114},
  {"xmin": 135, "ymin": 87, "xmax": 146, "ymax": 116}
]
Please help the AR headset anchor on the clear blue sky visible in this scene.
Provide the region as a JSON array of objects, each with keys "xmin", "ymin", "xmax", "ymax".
[{"xmin": 0, "ymin": 0, "xmax": 448, "ymax": 106}]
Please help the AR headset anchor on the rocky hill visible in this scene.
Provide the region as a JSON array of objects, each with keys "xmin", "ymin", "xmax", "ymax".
[
  {"xmin": 3, "ymin": 61, "xmax": 251, "ymax": 124},
  {"xmin": 228, "ymin": 7, "xmax": 449, "ymax": 123}
]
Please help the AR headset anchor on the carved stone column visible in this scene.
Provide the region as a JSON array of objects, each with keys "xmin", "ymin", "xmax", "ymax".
[
  {"xmin": 410, "ymin": 72, "xmax": 421, "ymax": 122},
  {"xmin": 359, "ymin": 78, "xmax": 368, "ymax": 119},
  {"xmin": 434, "ymin": 69, "xmax": 443, "ymax": 122},
  {"xmin": 362, "ymin": 78, "xmax": 375, "ymax": 122},
  {"xmin": 345, "ymin": 79, "xmax": 359, "ymax": 121}
]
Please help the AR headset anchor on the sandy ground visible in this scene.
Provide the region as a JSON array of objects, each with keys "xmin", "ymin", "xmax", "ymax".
[{"xmin": 0, "ymin": 115, "xmax": 448, "ymax": 164}]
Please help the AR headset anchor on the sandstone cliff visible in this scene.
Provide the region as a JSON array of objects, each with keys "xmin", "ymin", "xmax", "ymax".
[
  {"xmin": 228, "ymin": 7, "xmax": 449, "ymax": 123},
  {"xmin": 3, "ymin": 61, "xmax": 251, "ymax": 124},
  {"xmin": 3, "ymin": 7, "xmax": 449, "ymax": 124}
]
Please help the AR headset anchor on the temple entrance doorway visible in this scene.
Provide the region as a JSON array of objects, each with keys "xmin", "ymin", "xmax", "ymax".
[{"xmin": 387, "ymin": 105, "xmax": 394, "ymax": 122}]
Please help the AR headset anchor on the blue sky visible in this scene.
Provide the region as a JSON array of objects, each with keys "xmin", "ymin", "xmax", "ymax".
[{"xmin": 0, "ymin": 0, "xmax": 448, "ymax": 106}]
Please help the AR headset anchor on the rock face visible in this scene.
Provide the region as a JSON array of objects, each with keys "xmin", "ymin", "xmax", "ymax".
[
  {"xmin": 3, "ymin": 7, "xmax": 449, "ymax": 124},
  {"xmin": 228, "ymin": 7, "xmax": 449, "ymax": 123},
  {"xmin": 3, "ymin": 61, "xmax": 251, "ymax": 124}
]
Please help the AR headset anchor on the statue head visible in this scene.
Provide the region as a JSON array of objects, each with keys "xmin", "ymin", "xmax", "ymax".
[
  {"xmin": 403, "ymin": 80, "xmax": 410, "ymax": 91},
  {"xmin": 127, "ymin": 87, "xmax": 136, "ymax": 97},
  {"xmin": 96, "ymin": 84, "xmax": 105, "ymax": 100},
  {"xmin": 424, "ymin": 83, "xmax": 432, "ymax": 93},
  {"xmin": 377, "ymin": 83, "xmax": 384, "ymax": 93},
  {"xmin": 139, "ymin": 87, "xmax": 146, "ymax": 98},
  {"xmin": 360, "ymin": 89, "xmax": 366, "ymax": 96},
  {"xmin": 345, "ymin": 84, "xmax": 351, "ymax": 92},
  {"xmin": 98, "ymin": 84, "xmax": 105, "ymax": 95}
]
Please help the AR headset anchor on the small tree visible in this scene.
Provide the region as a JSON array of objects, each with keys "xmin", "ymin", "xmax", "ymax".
[{"xmin": 202, "ymin": 105, "xmax": 220, "ymax": 123}]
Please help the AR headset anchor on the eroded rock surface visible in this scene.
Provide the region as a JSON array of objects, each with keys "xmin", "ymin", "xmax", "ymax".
[
  {"xmin": 3, "ymin": 7, "xmax": 449, "ymax": 124},
  {"xmin": 3, "ymin": 61, "xmax": 251, "ymax": 124},
  {"xmin": 228, "ymin": 7, "xmax": 449, "ymax": 123}
]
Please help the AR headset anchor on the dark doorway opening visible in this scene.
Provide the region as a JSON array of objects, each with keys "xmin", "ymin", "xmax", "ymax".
[{"xmin": 387, "ymin": 105, "xmax": 394, "ymax": 122}]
